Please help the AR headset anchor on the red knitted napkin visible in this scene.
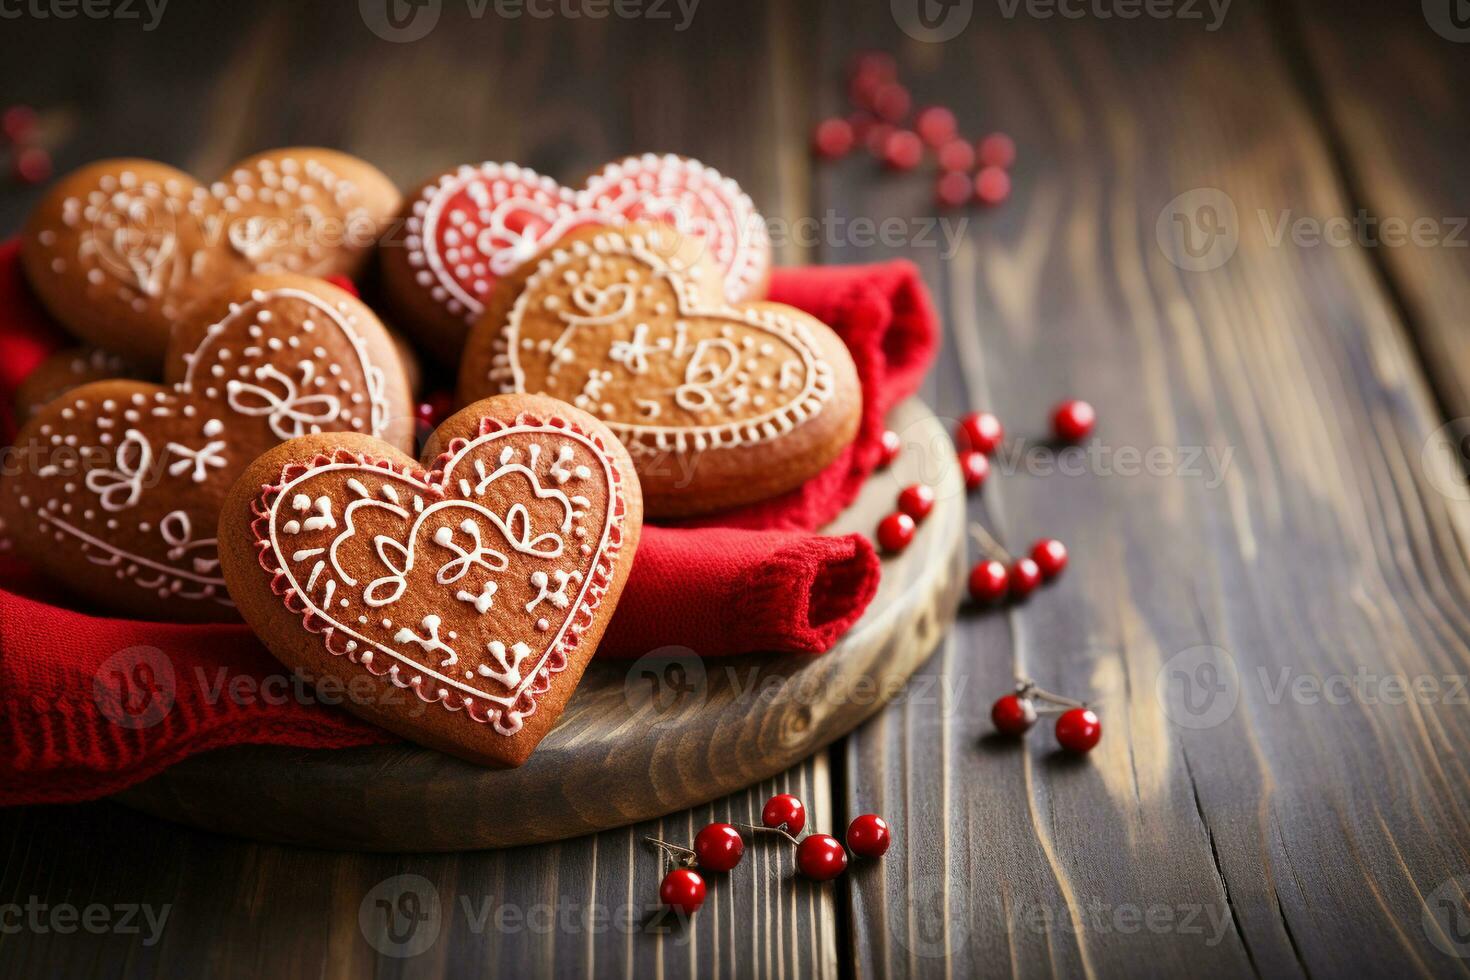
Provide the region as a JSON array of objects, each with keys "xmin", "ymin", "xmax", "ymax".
[{"xmin": 0, "ymin": 240, "xmax": 937, "ymax": 804}]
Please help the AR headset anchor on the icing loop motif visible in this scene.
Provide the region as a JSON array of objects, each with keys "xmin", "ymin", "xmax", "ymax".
[
  {"xmin": 22, "ymin": 150, "xmax": 400, "ymax": 362},
  {"xmin": 250, "ymin": 413, "xmax": 628, "ymax": 736},
  {"xmin": 483, "ymin": 230, "xmax": 836, "ymax": 456},
  {"xmin": 400, "ymin": 154, "xmax": 769, "ymax": 329},
  {"xmin": 4, "ymin": 278, "xmax": 406, "ymax": 620},
  {"xmin": 226, "ymin": 362, "xmax": 345, "ymax": 440}
]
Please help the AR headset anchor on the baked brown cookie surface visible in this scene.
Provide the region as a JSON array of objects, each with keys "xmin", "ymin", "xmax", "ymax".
[
  {"xmin": 21, "ymin": 148, "xmax": 400, "ymax": 363},
  {"xmin": 218, "ymin": 394, "xmax": 642, "ymax": 768},
  {"xmin": 1, "ymin": 274, "xmax": 413, "ymax": 621},
  {"xmin": 457, "ymin": 225, "xmax": 859, "ymax": 517},
  {"xmin": 14, "ymin": 346, "xmax": 153, "ymax": 421},
  {"xmin": 381, "ymin": 154, "xmax": 770, "ymax": 363}
]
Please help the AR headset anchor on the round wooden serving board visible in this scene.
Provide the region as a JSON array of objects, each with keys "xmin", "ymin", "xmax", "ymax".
[{"xmin": 115, "ymin": 399, "xmax": 965, "ymax": 851}]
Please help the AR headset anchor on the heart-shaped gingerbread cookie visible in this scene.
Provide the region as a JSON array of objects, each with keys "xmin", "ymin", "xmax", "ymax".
[
  {"xmin": 218, "ymin": 394, "xmax": 642, "ymax": 767},
  {"xmin": 457, "ymin": 225, "xmax": 860, "ymax": 517},
  {"xmin": 14, "ymin": 346, "xmax": 153, "ymax": 422},
  {"xmin": 1, "ymin": 274, "xmax": 413, "ymax": 621},
  {"xmin": 22, "ymin": 148, "xmax": 401, "ymax": 363},
  {"xmin": 381, "ymin": 154, "xmax": 770, "ymax": 362}
]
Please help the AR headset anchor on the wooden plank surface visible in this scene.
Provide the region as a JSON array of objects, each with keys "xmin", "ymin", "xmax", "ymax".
[
  {"xmin": 5, "ymin": 0, "xmax": 1470, "ymax": 977},
  {"xmin": 818, "ymin": 1, "xmax": 1470, "ymax": 977},
  {"xmin": 1289, "ymin": 3, "xmax": 1470, "ymax": 429}
]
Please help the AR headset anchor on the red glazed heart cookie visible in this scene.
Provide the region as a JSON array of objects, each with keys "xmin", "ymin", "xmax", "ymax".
[
  {"xmin": 1, "ymin": 275, "xmax": 414, "ymax": 621},
  {"xmin": 218, "ymin": 394, "xmax": 642, "ymax": 767},
  {"xmin": 381, "ymin": 154, "xmax": 770, "ymax": 361},
  {"xmin": 457, "ymin": 225, "xmax": 860, "ymax": 517},
  {"xmin": 22, "ymin": 148, "xmax": 401, "ymax": 363}
]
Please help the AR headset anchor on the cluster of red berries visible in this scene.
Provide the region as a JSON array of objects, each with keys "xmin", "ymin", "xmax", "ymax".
[
  {"xmin": 873, "ymin": 399, "xmax": 1096, "ymax": 586},
  {"xmin": 1, "ymin": 106, "xmax": 52, "ymax": 185},
  {"xmin": 810, "ymin": 50, "xmax": 1018, "ymax": 210},
  {"xmin": 991, "ymin": 679, "xmax": 1102, "ymax": 754},
  {"xmin": 650, "ymin": 793, "xmax": 892, "ymax": 916}
]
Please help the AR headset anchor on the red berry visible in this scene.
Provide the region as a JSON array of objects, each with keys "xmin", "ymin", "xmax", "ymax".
[
  {"xmin": 897, "ymin": 484, "xmax": 935, "ymax": 521},
  {"xmin": 14, "ymin": 147, "xmax": 51, "ymax": 185},
  {"xmin": 693, "ymin": 823, "xmax": 745, "ymax": 872},
  {"xmin": 659, "ymin": 868, "xmax": 706, "ymax": 915},
  {"xmin": 2, "ymin": 105, "xmax": 37, "ymax": 144},
  {"xmin": 796, "ymin": 834, "xmax": 849, "ymax": 880},
  {"xmin": 846, "ymin": 814, "xmax": 892, "ymax": 858},
  {"xmin": 848, "ymin": 111, "xmax": 878, "ymax": 142},
  {"xmin": 864, "ymin": 122, "xmax": 896, "ymax": 158},
  {"xmin": 812, "ymin": 118, "xmax": 855, "ymax": 160},
  {"xmin": 877, "ymin": 512, "xmax": 917, "ymax": 553},
  {"xmin": 991, "ymin": 694, "xmax": 1037, "ymax": 735},
  {"xmin": 1031, "ymin": 539, "xmax": 1067, "ymax": 579},
  {"xmin": 957, "ymin": 412, "xmax": 1004, "ymax": 455},
  {"xmin": 762, "ymin": 793, "xmax": 806, "ymax": 836},
  {"xmin": 1052, "ymin": 399, "xmax": 1096, "ymax": 442},
  {"xmin": 877, "ymin": 429, "xmax": 901, "ymax": 469},
  {"xmin": 415, "ymin": 390, "xmax": 454, "ymax": 430},
  {"xmin": 915, "ymin": 106, "xmax": 957, "ymax": 147},
  {"xmin": 1055, "ymin": 707, "xmax": 1102, "ymax": 754},
  {"xmin": 937, "ymin": 138, "xmax": 975, "ymax": 173},
  {"xmin": 975, "ymin": 166, "xmax": 1011, "ymax": 206},
  {"xmin": 935, "ymin": 170, "xmax": 972, "ymax": 209},
  {"xmin": 1009, "ymin": 557, "xmax": 1042, "ymax": 599},
  {"xmin": 977, "ymin": 132, "xmax": 1017, "ymax": 169},
  {"xmin": 959, "ymin": 450, "xmax": 990, "ymax": 491},
  {"xmin": 873, "ymin": 83, "xmax": 912, "ymax": 123},
  {"xmin": 849, "ymin": 70, "xmax": 888, "ymax": 112},
  {"xmin": 968, "ymin": 559, "xmax": 1009, "ymax": 602},
  {"xmin": 848, "ymin": 50, "xmax": 898, "ymax": 82},
  {"xmin": 882, "ymin": 130, "xmax": 924, "ymax": 171}
]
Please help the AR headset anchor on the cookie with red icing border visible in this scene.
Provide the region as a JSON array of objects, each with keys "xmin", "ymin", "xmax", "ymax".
[
  {"xmin": 21, "ymin": 148, "xmax": 401, "ymax": 363},
  {"xmin": 217, "ymin": 394, "xmax": 642, "ymax": 767},
  {"xmin": 457, "ymin": 224, "xmax": 860, "ymax": 517},
  {"xmin": 1, "ymin": 274, "xmax": 414, "ymax": 622},
  {"xmin": 381, "ymin": 153, "xmax": 770, "ymax": 362}
]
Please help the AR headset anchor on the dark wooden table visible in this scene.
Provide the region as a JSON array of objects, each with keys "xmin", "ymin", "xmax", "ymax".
[{"xmin": 4, "ymin": 1, "xmax": 1470, "ymax": 976}]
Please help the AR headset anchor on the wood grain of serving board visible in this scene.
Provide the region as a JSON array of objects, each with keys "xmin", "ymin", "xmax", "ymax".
[{"xmin": 113, "ymin": 397, "xmax": 965, "ymax": 852}]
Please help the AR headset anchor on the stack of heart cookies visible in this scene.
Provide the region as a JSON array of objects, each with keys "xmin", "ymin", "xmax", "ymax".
[{"xmin": 4, "ymin": 150, "xmax": 861, "ymax": 767}]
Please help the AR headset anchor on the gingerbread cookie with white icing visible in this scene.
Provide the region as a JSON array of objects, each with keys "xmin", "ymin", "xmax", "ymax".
[
  {"xmin": 1, "ymin": 274, "xmax": 414, "ymax": 622},
  {"xmin": 218, "ymin": 393, "xmax": 642, "ymax": 767},
  {"xmin": 15, "ymin": 346, "xmax": 153, "ymax": 421},
  {"xmin": 456, "ymin": 224, "xmax": 860, "ymax": 517},
  {"xmin": 381, "ymin": 153, "xmax": 770, "ymax": 363},
  {"xmin": 21, "ymin": 148, "xmax": 401, "ymax": 363}
]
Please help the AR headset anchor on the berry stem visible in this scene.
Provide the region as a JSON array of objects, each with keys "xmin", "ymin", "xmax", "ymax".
[
  {"xmin": 731, "ymin": 821, "xmax": 803, "ymax": 846},
  {"xmin": 969, "ymin": 521, "xmax": 1012, "ymax": 563},
  {"xmin": 1014, "ymin": 678, "xmax": 1089, "ymax": 710},
  {"xmin": 645, "ymin": 836, "xmax": 698, "ymax": 868}
]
